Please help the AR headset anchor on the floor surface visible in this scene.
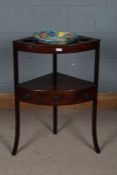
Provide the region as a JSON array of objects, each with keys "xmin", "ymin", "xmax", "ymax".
[{"xmin": 0, "ymin": 108, "xmax": 117, "ymax": 175}]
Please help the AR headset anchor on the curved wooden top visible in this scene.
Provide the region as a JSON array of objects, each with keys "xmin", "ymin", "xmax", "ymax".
[{"xmin": 13, "ymin": 36, "xmax": 100, "ymax": 54}]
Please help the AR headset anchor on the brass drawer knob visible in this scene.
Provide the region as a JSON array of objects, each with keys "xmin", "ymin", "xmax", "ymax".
[
  {"xmin": 52, "ymin": 96, "xmax": 61, "ymax": 103},
  {"xmin": 83, "ymin": 93, "xmax": 90, "ymax": 100},
  {"xmin": 23, "ymin": 93, "xmax": 30, "ymax": 100}
]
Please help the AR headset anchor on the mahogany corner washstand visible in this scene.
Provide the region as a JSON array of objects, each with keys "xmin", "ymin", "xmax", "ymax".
[{"xmin": 12, "ymin": 36, "xmax": 101, "ymax": 155}]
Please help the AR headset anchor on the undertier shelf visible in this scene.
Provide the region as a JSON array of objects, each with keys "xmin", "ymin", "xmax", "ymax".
[{"xmin": 17, "ymin": 73, "xmax": 96, "ymax": 105}]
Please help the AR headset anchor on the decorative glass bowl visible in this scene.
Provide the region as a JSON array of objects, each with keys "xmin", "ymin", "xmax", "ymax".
[{"xmin": 32, "ymin": 30, "xmax": 79, "ymax": 45}]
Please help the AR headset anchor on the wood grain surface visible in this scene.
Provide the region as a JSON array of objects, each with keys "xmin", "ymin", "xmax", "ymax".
[{"xmin": 0, "ymin": 93, "xmax": 116, "ymax": 109}]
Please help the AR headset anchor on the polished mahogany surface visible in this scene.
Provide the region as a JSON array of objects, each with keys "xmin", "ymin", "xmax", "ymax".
[
  {"xmin": 13, "ymin": 36, "xmax": 99, "ymax": 106},
  {"xmin": 18, "ymin": 73, "xmax": 94, "ymax": 92},
  {"xmin": 12, "ymin": 35, "xmax": 101, "ymax": 155},
  {"xmin": 17, "ymin": 73, "xmax": 96, "ymax": 105},
  {"xmin": 13, "ymin": 36, "xmax": 100, "ymax": 54}
]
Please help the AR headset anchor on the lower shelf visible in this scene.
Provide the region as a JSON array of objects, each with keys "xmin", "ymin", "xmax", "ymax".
[{"xmin": 17, "ymin": 73, "xmax": 96, "ymax": 105}]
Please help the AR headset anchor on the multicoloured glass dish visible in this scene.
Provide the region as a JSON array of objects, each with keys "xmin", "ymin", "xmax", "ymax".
[{"xmin": 33, "ymin": 30, "xmax": 79, "ymax": 45}]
